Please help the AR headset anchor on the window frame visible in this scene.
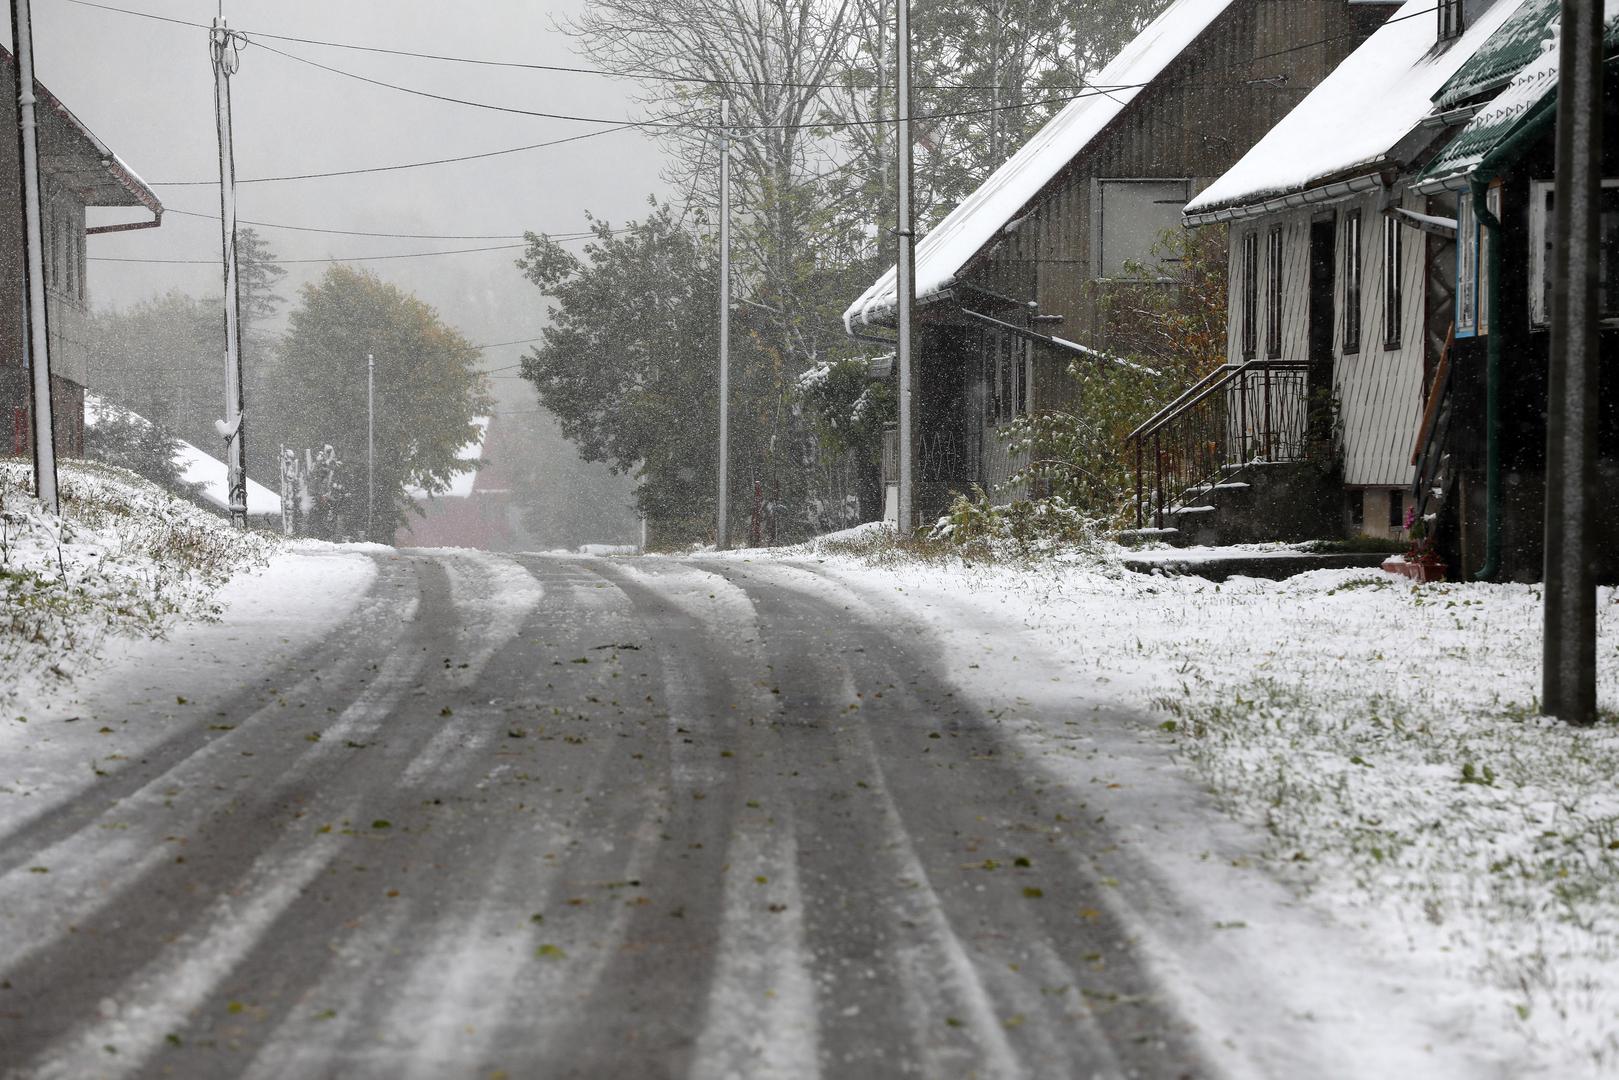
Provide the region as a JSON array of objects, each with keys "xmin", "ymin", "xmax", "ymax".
[
  {"xmin": 1438, "ymin": 0, "xmax": 1464, "ymax": 41},
  {"xmin": 1265, "ymin": 226, "xmax": 1285, "ymax": 359},
  {"xmin": 1343, "ymin": 210, "xmax": 1362, "ymax": 354},
  {"xmin": 1529, "ymin": 178, "xmax": 1619, "ymax": 329},
  {"xmin": 1382, "ymin": 216, "xmax": 1404, "ymax": 351},
  {"xmin": 1241, "ymin": 230, "xmax": 1259, "ymax": 361},
  {"xmin": 1092, "ymin": 177, "xmax": 1191, "ymax": 281}
]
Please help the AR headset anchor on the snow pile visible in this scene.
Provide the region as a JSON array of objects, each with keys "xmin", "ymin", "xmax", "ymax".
[
  {"xmin": 785, "ymin": 545, "xmax": 1619, "ymax": 1073},
  {"xmin": 84, "ymin": 395, "xmax": 282, "ymax": 517},
  {"xmin": 0, "ymin": 459, "xmax": 276, "ymax": 708}
]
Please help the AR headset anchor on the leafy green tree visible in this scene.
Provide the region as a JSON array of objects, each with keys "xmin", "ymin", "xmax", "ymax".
[
  {"xmin": 274, "ymin": 266, "xmax": 491, "ymax": 542},
  {"xmin": 517, "ymin": 204, "xmax": 745, "ymax": 545}
]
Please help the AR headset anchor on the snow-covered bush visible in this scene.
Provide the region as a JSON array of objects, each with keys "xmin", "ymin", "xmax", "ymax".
[
  {"xmin": 0, "ymin": 459, "xmax": 275, "ymax": 703},
  {"xmin": 930, "ymin": 486, "xmax": 1108, "ymax": 558}
]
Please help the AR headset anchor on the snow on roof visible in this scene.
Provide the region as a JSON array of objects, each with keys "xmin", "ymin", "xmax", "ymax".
[
  {"xmin": 405, "ymin": 416, "xmax": 488, "ymax": 500},
  {"xmin": 844, "ymin": 0, "xmax": 1239, "ymax": 330},
  {"xmin": 1419, "ymin": 0, "xmax": 1619, "ymax": 190},
  {"xmin": 1432, "ymin": 0, "xmax": 1559, "ymax": 110},
  {"xmin": 1184, "ymin": 0, "xmax": 1529, "ymax": 219},
  {"xmin": 84, "ymin": 395, "xmax": 281, "ymax": 516}
]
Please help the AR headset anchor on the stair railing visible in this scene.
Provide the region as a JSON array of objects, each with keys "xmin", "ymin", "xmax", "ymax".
[{"xmin": 1127, "ymin": 359, "xmax": 1312, "ymax": 529}]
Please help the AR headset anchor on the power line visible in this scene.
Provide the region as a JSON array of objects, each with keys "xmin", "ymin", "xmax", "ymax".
[
  {"xmin": 161, "ymin": 206, "xmax": 533, "ymax": 240},
  {"xmin": 61, "ymin": 0, "xmax": 1139, "ymax": 93},
  {"xmin": 146, "ymin": 124, "xmax": 642, "ymax": 186},
  {"xmin": 158, "ymin": 205, "xmax": 622, "ymax": 243},
  {"xmin": 90, "ymin": 241, "xmax": 532, "ymax": 266}
]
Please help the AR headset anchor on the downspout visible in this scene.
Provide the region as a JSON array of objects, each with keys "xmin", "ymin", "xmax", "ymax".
[{"xmin": 1466, "ymin": 97, "xmax": 1558, "ymax": 581}]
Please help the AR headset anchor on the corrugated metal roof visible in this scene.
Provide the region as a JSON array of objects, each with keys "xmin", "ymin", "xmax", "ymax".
[
  {"xmin": 1419, "ymin": 1, "xmax": 1619, "ymax": 188},
  {"xmin": 1431, "ymin": 0, "xmax": 1559, "ymax": 109}
]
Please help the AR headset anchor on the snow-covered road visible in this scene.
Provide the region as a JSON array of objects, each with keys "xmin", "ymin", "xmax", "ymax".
[{"xmin": 0, "ymin": 547, "xmax": 1547, "ymax": 1078}]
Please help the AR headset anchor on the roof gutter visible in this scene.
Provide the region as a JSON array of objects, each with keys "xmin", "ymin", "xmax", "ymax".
[
  {"xmin": 960, "ymin": 309, "xmax": 1159, "ymax": 375},
  {"xmin": 87, "ymin": 206, "xmax": 163, "ymax": 236},
  {"xmin": 1184, "ymin": 172, "xmax": 1384, "ymax": 227}
]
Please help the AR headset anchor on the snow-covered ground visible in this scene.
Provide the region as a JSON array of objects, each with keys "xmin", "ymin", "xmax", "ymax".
[
  {"xmin": 731, "ymin": 531, "xmax": 1619, "ymax": 1076},
  {"xmin": 0, "ymin": 460, "xmax": 282, "ymax": 711}
]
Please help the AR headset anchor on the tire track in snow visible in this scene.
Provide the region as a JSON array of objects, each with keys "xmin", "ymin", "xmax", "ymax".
[{"xmin": 7, "ymin": 814, "xmax": 352, "ymax": 1080}]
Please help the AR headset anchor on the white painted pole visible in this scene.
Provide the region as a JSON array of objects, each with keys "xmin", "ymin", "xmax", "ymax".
[
  {"xmin": 10, "ymin": 0, "xmax": 57, "ymax": 513},
  {"xmin": 212, "ymin": 18, "xmax": 247, "ymax": 527},
  {"xmin": 895, "ymin": 0, "xmax": 915, "ymax": 533},
  {"xmin": 367, "ymin": 352, "xmax": 375, "ymax": 541},
  {"xmin": 717, "ymin": 98, "xmax": 731, "ymax": 551}
]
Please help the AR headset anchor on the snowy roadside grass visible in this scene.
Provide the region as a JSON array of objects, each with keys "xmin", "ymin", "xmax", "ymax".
[
  {"xmin": 0, "ymin": 459, "xmax": 276, "ymax": 705},
  {"xmin": 780, "ymin": 531, "xmax": 1619, "ymax": 1074}
]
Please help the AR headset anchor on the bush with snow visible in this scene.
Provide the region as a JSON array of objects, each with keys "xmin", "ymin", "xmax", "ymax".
[{"xmin": 0, "ymin": 460, "xmax": 275, "ymax": 704}]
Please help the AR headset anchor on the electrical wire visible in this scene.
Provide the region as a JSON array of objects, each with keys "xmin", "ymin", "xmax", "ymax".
[
  {"xmin": 146, "ymin": 124, "xmax": 643, "ymax": 186},
  {"xmin": 159, "ymin": 205, "xmax": 616, "ymax": 242},
  {"xmin": 61, "ymin": 0, "xmax": 1154, "ymax": 93},
  {"xmin": 90, "ymin": 241, "xmax": 537, "ymax": 266}
]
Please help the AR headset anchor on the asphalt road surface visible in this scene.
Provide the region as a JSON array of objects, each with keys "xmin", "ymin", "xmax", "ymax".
[{"xmin": 0, "ymin": 551, "xmax": 1209, "ymax": 1079}]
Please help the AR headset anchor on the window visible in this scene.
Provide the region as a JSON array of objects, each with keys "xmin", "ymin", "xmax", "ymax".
[
  {"xmin": 1095, "ymin": 179, "xmax": 1190, "ymax": 278},
  {"xmin": 1529, "ymin": 179, "xmax": 1619, "ymax": 328},
  {"xmin": 1388, "ymin": 489, "xmax": 1406, "ymax": 532},
  {"xmin": 1383, "ymin": 216, "xmax": 1403, "ymax": 350},
  {"xmin": 1344, "ymin": 211, "xmax": 1362, "ymax": 353},
  {"xmin": 1438, "ymin": 0, "xmax": 1464, "ymax": 41},
  {"xmin": 1455, "ymin": 185, "xmax": 1500, "ymax": 338},
  {"xmin": 980, "ymin": 329, "xmax": 1030, "ymax": 426},
  {"xmin": 1266, "ymin": 226, "xmax": 1284, "ymax": 358},
  {"xmin": 1241, "ymin": 230, "xmax": 1259, "ymax": 360}
]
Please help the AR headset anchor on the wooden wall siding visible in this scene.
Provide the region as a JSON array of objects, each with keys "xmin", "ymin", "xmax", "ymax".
[
  {"xmin": 981, "ymin": 434, "xmax": 1027, "ymax": 503},
  {"xmin": 973, "ymin": 0, "xmax": 1382, "ymax": 343},
  {"xmin": 1334, "ymin": 191, "xmax": 1426, "ymax": 488}
]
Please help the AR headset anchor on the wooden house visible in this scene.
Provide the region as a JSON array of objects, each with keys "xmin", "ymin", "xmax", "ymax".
[
  {"xmin": 843, "ymin": 0, "xmax": 1396, "ymax": 524},
  {"xmin": 0, "ymin": 47, "xmax": 162, "ymax": 460},
  {"xmin": 1409, "ymin": 0, "xmax": 1619, "ymax": 580},
  {"xmin": 1164, "ymin": 0, "xmax": 1615, "ymax": 581}
]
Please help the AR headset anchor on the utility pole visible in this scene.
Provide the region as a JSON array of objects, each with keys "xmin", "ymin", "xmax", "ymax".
[
  {"xmin": 894, "ymin": 0, "xmax": 915, "ymax": 533},
  {"xmin": 9, "ymin": 0, "xmax": 57, "ymax": 513},
  {"xmin": 367, "ymin": 353, "xmax": 375, "ymax": 542},
  {"xmin": 211, "ymin": 17, "xmax": 248, "ymax": 528},
  {"xmin": 1542, "ymin": 0, "xmax": 1604, "ymax": 726},
  {"xmin": 716, "ymin": 98, "xmax": 731, "ymax": 550}
]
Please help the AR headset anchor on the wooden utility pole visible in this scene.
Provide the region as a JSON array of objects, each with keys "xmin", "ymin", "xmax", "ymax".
[
  {"xmin": 1542, "ymin": 0, "xmax": 1604, "ymax": 726},
  {"xmin": 9, "ymin": 0, "xmax": 57, "ymax": 513},
  {"xmin": 211, "ymin": 18, "xmax": 248, "ymax": 527},
  {"xmin": 895, "ymin": 0, "xmax": 915, "ymax": 533}
]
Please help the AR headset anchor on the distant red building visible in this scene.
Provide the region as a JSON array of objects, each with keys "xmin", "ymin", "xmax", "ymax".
[{"xmin": 395, "ymin": 416, "xmax": 520, "ymax": 550}]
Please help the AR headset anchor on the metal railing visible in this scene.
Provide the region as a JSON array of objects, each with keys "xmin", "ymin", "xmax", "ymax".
[{"xmin": 1126, "ymin": 359, "xmax": 1313, "ymax": 529}]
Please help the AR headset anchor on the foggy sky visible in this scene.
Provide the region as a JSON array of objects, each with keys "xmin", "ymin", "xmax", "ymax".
[{"xmin": 14, "ymin": 0, "xmax": 674, "ymax": 391}]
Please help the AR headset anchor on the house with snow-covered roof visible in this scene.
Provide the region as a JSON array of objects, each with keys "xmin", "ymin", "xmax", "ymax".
[
  {"xmin": 396, "ymin": 415, "xmax": 522, "ymax": 550},
  {"xmin": 1407, "ymin": 0, "xmax": 1619, "ymax": 581},
  {"xmin": 1152, "ymin": 0, "xmax": 1618, "ymax": 582},
  {"xmin": 0, "ymin": 47, "xmax": 162, "ymax": 464},
  {"xmin": 842, "ymin": 0, "xmax": 1396, "ymax": 525}
]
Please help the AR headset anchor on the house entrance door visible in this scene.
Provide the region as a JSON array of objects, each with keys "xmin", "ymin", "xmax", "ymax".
[{"xmin": 1307, "ymin": 216, "xmax": 1337, "ymax": 443}]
